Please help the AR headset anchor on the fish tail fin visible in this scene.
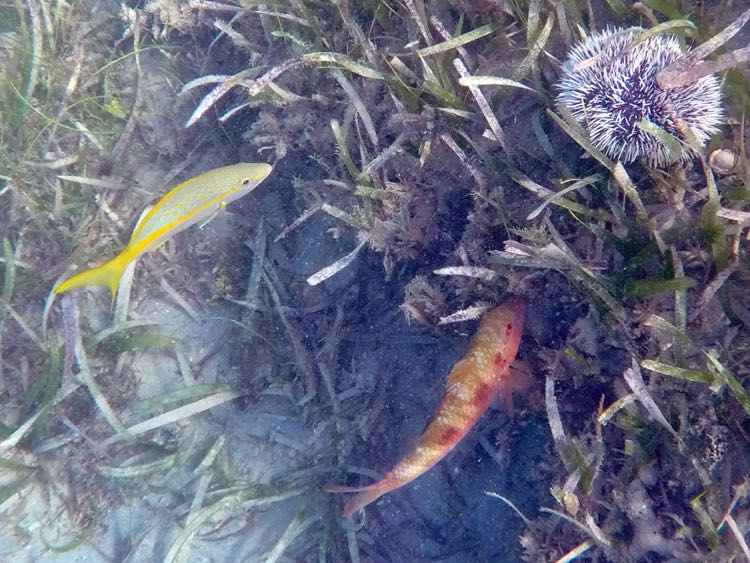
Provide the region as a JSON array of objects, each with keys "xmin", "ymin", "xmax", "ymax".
[
  {"xmin": 325, "ymin": 482, "xmax": 389, "ymax": 517},
  {"xmin": 55, "ymin": 255, "xmax": 126, "ymax": 299}
]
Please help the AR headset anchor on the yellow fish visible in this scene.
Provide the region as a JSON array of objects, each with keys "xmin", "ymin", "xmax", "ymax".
[{"xmin": 55, "ymin": 162, "xmax": 272, "ymax": 298}]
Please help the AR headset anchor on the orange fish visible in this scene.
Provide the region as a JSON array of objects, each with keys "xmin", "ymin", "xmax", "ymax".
[{"xmin": 327, "ymin": 297, "xmax": 527, "ymax": 516}]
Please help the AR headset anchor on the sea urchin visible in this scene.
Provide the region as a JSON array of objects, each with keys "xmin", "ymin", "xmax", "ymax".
[{"xmin": 556, "ymin": 27, "xmax": 723, "ymax": 168}]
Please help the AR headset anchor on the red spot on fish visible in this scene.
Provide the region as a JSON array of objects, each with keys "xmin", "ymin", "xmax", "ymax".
[
  {"xmin": 439, "ymin": 426, "xmax": 462, "ymax": 446},
  {"xmin": 505, "ymin": 322, "xmax": 513, "ymax": 335},
  {"xmin": 471, "ymin": 381, "xmax": 492, "ymax": 408}
]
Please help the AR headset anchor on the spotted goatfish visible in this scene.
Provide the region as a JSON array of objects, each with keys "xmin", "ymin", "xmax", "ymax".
[
  {"xmin": 327, "ymin": 297, "xmax": 527, "ymax": 516},
  {"xmin": 55, "ymin": 162, "xmax": 272, "ymax": 298}
]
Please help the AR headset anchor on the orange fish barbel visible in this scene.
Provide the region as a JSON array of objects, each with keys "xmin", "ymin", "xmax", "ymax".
[{"xmin": 327, "ymin": 297, "xmax": 527, "ymax": 516}]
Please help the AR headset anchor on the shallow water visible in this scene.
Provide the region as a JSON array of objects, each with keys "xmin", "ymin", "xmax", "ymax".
[{"xmin": 4, "ymin": 1, "xmax": 750, "ymax": 562}]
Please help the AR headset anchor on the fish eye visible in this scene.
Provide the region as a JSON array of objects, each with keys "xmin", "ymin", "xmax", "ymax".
[
  {"xmin": 505, "ymin": 322, "xmax": 513, "ymax": 335},
  {"xmin": 241, "ymin": 178, "xmax": 251, "ymax": 185}
]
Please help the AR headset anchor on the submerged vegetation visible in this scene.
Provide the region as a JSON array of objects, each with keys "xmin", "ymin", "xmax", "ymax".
[{"xmin": 2, "ymin": 0, "xmax": 750, "ymax": 560}]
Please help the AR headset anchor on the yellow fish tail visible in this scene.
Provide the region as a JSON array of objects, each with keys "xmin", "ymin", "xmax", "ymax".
[{"xmin": 55, "ymin": 254, "xmax": 127, "ymax": 298}]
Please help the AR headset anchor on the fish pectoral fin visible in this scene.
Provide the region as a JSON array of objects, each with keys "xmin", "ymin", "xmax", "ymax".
[
  {"xmin": 507, "ymin": 361, "xmax": 534, "ymax": 394},
  {"xmin": 198, "ymin": 201, "xmax": 227, "ymax": 230},
  {"xmin": 494, "ymin": 383, "xmax": 514, "ymax": 413},
  {"xmin": 493, "ymin": 362, "xmax": 534, "ymax": 412}
]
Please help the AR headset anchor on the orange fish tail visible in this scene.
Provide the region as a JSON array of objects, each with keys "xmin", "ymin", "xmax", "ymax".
[
  {"xmin": 342, "ymin": 488, "xmax": 388, "ymax": 516},
  {"xmin": 326, "ymin": 482, "xmax": 391, "ymax": 516}
]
